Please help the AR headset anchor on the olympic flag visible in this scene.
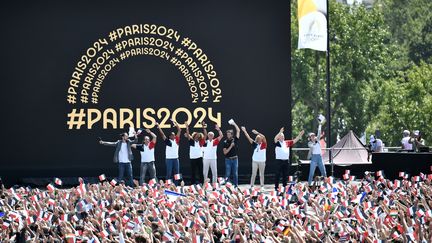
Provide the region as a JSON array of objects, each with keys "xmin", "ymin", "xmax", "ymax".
[{"xmin": 298, "ymin": 0, "xmax": 327, "ymax": 51}]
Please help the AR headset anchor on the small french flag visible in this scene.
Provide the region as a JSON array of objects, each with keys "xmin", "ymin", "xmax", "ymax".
[
  {"xmin": 288, "ymin": 176, "xmax": 294, "ymax": 181},
  {"xmin": 254, "ymin": 224, "xmax": 263, "ymax": 234},
  {"xmin": 46, "ymin": 183, "xmax": 55, "ymax": 192},
  {"xmin": 100, "ymin": 230, "xmax": 109, "ymax": 238},
  {"xmin": 276, "ymin": 224, "xmax": 285, "ymax": 233},
  {"xmin": 183, "ymin": 219, "xmax": 194, "ymax": 228},
  {"xmin": 54, "ymin": 178, "xmax": 62, "ymax": 186},
  {"xmin": 110, "ymin": 179, "xmax": 117, "ymax": 186},
  {"xmin": 174, "ymin": 174, "xmax": 182, "ymax": 180},
  {"xmin": 2, "ymin": 220, "xmax": 10, "ymax": 229},
  {"xmin": 149, "ymin": 178, "xmax": 157, "ymax": 186},
  {"xmin": 61, "ymin": 214, "xmax": 68, "ymax": 221},
  {"xmin": 408, "ymin": 206, "xmax": 415, "ymax": 216},
  {"xmin": 99, "ymin": 174, "xmax": 106, "ymax": 181},
  {"xmin": 48, "ymin": 198, "xmax": 56, "ymax": 206}
]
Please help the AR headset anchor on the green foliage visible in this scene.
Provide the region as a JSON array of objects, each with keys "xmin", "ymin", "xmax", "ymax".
[
  {"xmin": 291, "ymin": 0, "xmax": 395, "ymax": 145},
  {"xmin": 367, "ymin": 62, "xmax": 432, "ymax": 146},
  {"xmin": 291, "ymin": 0, "xmax": 431, "ymax": 147}
]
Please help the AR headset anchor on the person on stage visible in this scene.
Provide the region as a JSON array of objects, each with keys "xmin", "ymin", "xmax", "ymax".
[
  {"xmin": 185, "ymin": 122, "xmax": 205, "ymax": 185},
  {"xmin": 307, "ymin": 121, "xmax": 327, "ymax": 185},
  {"xmin": 131, "ymin": 129, "xmax": 157, "ymax": 186},
  {"xmin": 223, "ymin": 119, "xmax": 241, "ymax": 187},
  {"xmin": 241, "ymin": 126, "xmax": 267, "ymax": 188},
  {"xmin": 202, "ymin": 121, "xmax": 223, "ymax": 184},
  {"xmin": 99, "ymin": 132, "xmax": 137, "ymax": 187},
  {"xmin": 274, "ymin": 127, "xmax": 304, "ymax": 190},
  {"xmin": 156, "ymin": 120, "xmax": 181, "ymax": 184}
]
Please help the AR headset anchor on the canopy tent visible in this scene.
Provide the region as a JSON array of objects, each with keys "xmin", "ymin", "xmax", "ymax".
[{"xmin": 300, "ymin": 130, "xmax": 371, "ymax": 166}]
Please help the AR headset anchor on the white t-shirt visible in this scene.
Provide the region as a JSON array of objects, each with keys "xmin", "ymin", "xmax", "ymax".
[
  {"xmin": 118, "ymin": 142, "xmax": 130, "ymax": 163},
  {"xmin": 165, "ymin": 136, "xmax": 180, "ymax": 159},
  {"xmin": 137, "ymin": 142, "xmax": 156, "ymax": 163},
  {"xmin": 401, "ymin": 137, "xmax": 412, "ymax": 150},
  {"xmin": 275, "ymin": 140, "xmax": 294, "ymax": 160},
  {"xmin": 311, "ymin": 141, "xmax": 322, "ymax": 155},
  {"xmin": 189, "ymin": 139, "xmax": 204, "ymax": 159},
  {"xmin": 203, "ymin": 139, "xmax": 220, "ymax": 160},
  {"xmin": 252, "ymin": 142, "xmax": 267, "ymax": 162}
]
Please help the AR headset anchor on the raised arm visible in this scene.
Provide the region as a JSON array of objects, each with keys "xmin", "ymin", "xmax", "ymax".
[
  {"xmin": 293, "ymin": 130, "xmax": 305, "ymax": 144},
  {"xmin": 172, "ymin": 120, "xmax": 181, "ymax": 137},
  {"xmin": 241, "ymin": 126, "xmax": 254, "ymax": 144},
  {"xmin": 156, "ymin": 122, "xmax": 166, "ymax": 140},
  {"xmin": 215, "ymin": 124, "xmax": 223, "ymax": 141},
  {"xmin": 99, "ymin": 140, "xmax": 118, "ymax": 147},
  {"xmin": 232, "ymin": 121, "xmax": 240, "ymax": 139},
  {"xmin": 252, "ymin": 129, "xmax": 266, "ymax": 144},
  {"xmin": 202, "ymin": 121, "xmax": 208, "ymax": 139},
  {"xmin": 274, "ymin": 127, "xmax": 284, "ymax": 143},
  {"xmin": 184, "ymin": 122, "xmax": 193, "ymax": 140},
  {"xmin": 146, "ymin": 129, "xmax": 157, "ymax": 143}
]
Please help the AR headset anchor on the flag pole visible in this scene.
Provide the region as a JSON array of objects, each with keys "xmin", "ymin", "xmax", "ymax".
[{"xmin": 326, "ymin": 0, "xmax": 333, "ymax": 176}]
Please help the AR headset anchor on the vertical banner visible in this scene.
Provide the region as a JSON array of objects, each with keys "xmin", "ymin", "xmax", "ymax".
[{"xmin": 298, "ymin": 0, "xmax": 327, "ymax": 51}]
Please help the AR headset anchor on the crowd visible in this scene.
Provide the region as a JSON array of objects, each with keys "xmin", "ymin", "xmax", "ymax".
[{"xmin": 1, "ymin": 170, "xmax": 432, "ymax": 242}]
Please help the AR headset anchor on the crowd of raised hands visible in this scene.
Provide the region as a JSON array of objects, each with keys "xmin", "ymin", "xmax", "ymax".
[{"xmin": 1, "ymin": 170, "xmax": 432, "ymax": 242}]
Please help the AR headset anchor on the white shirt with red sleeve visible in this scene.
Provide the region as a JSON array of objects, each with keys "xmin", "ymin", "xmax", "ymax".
[
  {"xmin": 189, "ymin": 139, "xmax": 205, "ymax": 159},
  {"xmin": 252, "ymin": 142, "xmax": 267, "ymax": 162},
  {"xmin": 137, "ymin": 141, "xmax": 156, "ymax": 163},
  {"xmin": 203, "ymin": 138, "xmax": 220, "ymax": 160},
  {"xmin": 165, "ymin": 136, "xmax": 180, "ymax": 159},
  {"xmin": 275, "ymin": 140, "xmax": 294, "ymax": 160}
]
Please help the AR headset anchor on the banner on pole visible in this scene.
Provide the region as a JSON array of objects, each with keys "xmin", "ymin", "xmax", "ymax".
[{"xmin": 298, "ymin": 0, "xmax": 327, "ymax": 51}]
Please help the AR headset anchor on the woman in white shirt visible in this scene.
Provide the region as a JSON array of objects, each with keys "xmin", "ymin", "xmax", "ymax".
[{"xmin": 241, "ymin": 126, "xmax": 267, "ymax": 188}]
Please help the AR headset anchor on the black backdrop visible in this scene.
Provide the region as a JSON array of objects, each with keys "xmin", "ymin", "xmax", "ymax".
[{"xmin": 0, "ymin": 0, "xmax": 292, "ymax": 185}]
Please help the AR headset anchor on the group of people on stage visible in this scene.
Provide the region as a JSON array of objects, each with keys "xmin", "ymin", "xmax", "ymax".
[{"xmin": 99, "ymin": 119, "xmax": 327, "ymax": 188}]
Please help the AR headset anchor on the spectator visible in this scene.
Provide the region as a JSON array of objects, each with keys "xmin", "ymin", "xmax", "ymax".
[
  {"xmin": 370, "ymin": 135, "xmax": 384, "ymax": 152},
  {"xmin": 401, "ymin": 130, "xmax": 413, "ymax": 151},
  {"xmin": 409, "ymin": 130, "xmax": 426, "ymax": 152}
]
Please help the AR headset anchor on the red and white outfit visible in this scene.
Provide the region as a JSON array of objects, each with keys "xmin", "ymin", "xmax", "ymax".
[
  {"xmin": 250, "ymin": 142, "xmax": 267, "ymax": 187},
  {"xmin": 203, "ymin": 138, "xmax": 220, "ymax": 183},
  {"xmin": 165, "ymin": 136, "xmax": 180, "ymax": 159}
]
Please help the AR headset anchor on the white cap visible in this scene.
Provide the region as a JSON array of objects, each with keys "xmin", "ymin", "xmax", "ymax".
[
  {"xmin": 403, "ymin": 130, "xmax": 410, "ymax": 136},
  {"xmin": 414, "ymin": 130, "xmax": 420, "ymax": 136}
]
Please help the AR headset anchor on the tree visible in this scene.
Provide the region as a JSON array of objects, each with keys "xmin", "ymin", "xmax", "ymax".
[
  {"xmin": 291, "ymin": 0, "xmax": 395, "ymax": 146},
  {"xmin": 366, "ymin": 62, "xmax": 432, "ymax": 146}
]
